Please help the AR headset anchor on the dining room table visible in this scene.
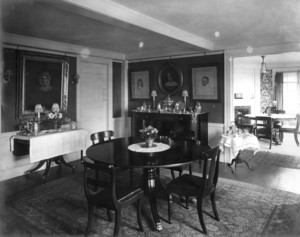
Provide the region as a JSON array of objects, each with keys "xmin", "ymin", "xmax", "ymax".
[
  {"xmin": 85, "ymin": 136, "xmax": 210, "ymax": 231},
  {"xmin": 244, "ymin": 113, "xmax": 297, "ymax": 144}
]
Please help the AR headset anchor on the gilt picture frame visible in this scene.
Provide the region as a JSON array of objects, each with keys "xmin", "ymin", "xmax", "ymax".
[
  {"xmin": 129, "ymin": 69, "xmax": 151, "ymax": 99},
  {"xmin": 190, "ymin": 63, "xmax": 220, "ymax": 102},
  {"xmin": 158, "ymin": 62, "xmax": 183, "ymax": 95},
  {"xmin": 18, "ymin": 51, "xmax": 69, "ymax": 118}
]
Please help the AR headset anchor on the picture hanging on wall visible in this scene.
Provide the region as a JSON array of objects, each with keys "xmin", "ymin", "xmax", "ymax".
[
  {"xmin": 158, "ymin": 62, "xmax": 183, "ymax": 95},
  {"xmin": 129, "ymin": 68, "xmax": 151, "ymax": 99},
  {"xmin": 18, "ymin": 51, "xmax": 69, "ymax": 118},
  {"xmin": 190, "ymin": 63, "xmax": 220, "ymax": 102}
]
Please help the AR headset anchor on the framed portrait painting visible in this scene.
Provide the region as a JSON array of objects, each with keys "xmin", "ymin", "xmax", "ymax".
[
  {"xmin": 190, "ymin": 63, "xmax": 220, "ymax": 102},
  {"xmin": 158, "ymin": 62, "xmax": 183, "ymax": 95},
  {"xmin": 129, "ymin": 69, "xmax": 150, "ymax": 99},
  {"xmin": 18, "ymin": 51, "xmax": 69, "ymax": 117}
]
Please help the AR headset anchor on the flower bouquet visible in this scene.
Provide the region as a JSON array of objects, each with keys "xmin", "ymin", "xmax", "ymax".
[{"xmin": 139, "ymin": 125, "xmax": 158, "ymax": 147}]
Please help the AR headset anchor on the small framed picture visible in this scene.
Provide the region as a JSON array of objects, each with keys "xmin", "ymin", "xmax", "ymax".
[
  {"xmin": 129, "ymin": 69, "xmax": 151, "ymax": 99},
  {"xmin": 190, "ymin": 63, "xmax": 220, "ymax": 102}
]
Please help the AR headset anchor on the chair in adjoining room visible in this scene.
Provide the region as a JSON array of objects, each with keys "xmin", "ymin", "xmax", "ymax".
[
  {"xmin": 279, "ymin": 113, "xmax": 300, "ymax": 146},
  {"xmin": 253, "ymin": 116, "xmax": 279, "ymax": 149},
  {"xmin": 235, "ymin": 112, "xmax": 255, "ymax": 134},
  {"xmin": 165, "ymin": 146, "xmax": 220, "ymax": 234},
  {"xmin": 83, "ymin": 160, "xmax": 144, "ymax": 236}
]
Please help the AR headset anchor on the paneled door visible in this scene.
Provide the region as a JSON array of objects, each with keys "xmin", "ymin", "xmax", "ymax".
[{"xmin": 77, "ymin": 57, "xmax": 112, "ymax": 144}]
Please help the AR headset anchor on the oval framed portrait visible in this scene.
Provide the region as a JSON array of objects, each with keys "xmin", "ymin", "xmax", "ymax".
[{"xmin": 158, "ymin": 62, "xmax": 183, "ymax": 95}]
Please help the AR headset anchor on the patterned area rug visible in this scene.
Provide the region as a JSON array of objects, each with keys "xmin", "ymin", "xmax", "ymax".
[
  {"xmin": 238, "ymin": 150, "xmax": 300, "ymax": 170},
  {"xmin": 2, "ymin": 170, "xmax": 300, "ymax": 237}
]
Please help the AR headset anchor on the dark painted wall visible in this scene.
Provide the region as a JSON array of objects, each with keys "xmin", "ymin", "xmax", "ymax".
[
  {"xmin": 128, "ymin": 54, "xmax": 224, "ymax": 123},
  {"xmin": 113, "ymin": 62, "xmax": 121, "ymax": 118},
  {"xmin": 1, "ymin": 48, "xmax": 77, "ymax": 133}
]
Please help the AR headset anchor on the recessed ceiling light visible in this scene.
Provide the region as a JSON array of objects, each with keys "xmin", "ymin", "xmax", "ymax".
[
  {"xmin": 139, "ymin": 41, "xmax": 144, "ymax": 48},
  {"xmin": 246, "ymin": 46, "xmax": 253, "ymax": 54},
  {"xmin": 214, "ymin": 31, "xmax": 220, "ymax": 38}
]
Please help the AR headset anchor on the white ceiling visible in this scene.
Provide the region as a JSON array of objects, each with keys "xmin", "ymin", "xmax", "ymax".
[{"xmin": 1, "ymin": 0, "xmax": 300, "ymax": 60}]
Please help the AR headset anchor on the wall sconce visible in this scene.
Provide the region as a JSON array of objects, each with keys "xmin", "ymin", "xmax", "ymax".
[
  {"xmin": 3, "ymin": 69, "xmax": 13, "ymax": 83},
  {"xmin": 151, "ymin": 90, "xmax": 157, "ymax": 110},
  {"xmin": 72, "ymin": 74, "xmax": 80, "ymax": 85},
  {"xmin": 182, "ymin": 90, "xmax": 188, "ymax": 112},
  {"xmin": 260, "ymin": 56, "xmax": 267, "ymax": 75}
]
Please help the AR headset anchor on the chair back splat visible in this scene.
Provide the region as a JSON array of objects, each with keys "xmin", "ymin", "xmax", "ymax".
[
  {"xmin": 166, "ymin": 146, "xmax": 220, "ymax": 234},
  {"xmin": 83, "ymin": 159, "xmax": 144, "ymax": 236},
  {"xmin": 90, "ymin": 130, "xmax": 114, "ymax": 144}
]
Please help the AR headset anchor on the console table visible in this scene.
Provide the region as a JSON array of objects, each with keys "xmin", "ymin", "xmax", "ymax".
[
  {"xmin": 131, "ymin": 111, "xmax": 208, "ymax": 145},
  {"xmin": 11, "ymin": 129, "xmax": 88, "ymax": 178}
]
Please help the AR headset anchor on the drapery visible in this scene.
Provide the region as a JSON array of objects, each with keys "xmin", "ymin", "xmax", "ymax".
[{"xmin": 274, "ymin": 72, "xmax": 283, "ymax": 110}]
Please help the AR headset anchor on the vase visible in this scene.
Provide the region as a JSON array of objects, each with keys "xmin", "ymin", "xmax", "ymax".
[{"xmin": 145, "ymin": 138, "xmax": 154, "ymax": 148}]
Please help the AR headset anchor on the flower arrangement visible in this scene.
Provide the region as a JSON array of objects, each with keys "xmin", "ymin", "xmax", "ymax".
[
  {"xmin": 139, "ymin": 125, "xmax": 158, "ymax": 140},
  {"xmin": 48, "ymin": 103, "xmax": 63, "ymax": 120}
]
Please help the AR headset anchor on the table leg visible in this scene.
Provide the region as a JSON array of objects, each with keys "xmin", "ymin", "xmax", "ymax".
[
  {"xmin": 57, "ymin": 156, "xmax": 76, "ymax": 170},
  {"xmin": 25, "ymin": 160, "xmax": 46, "ymax": 175},
  {"xmin": 143, "ymin": 168, "xmax": 163, "ymax": 231},
  {"xmin": 25, "ymin": 155, "xmax": 75, "ymax": 178}
]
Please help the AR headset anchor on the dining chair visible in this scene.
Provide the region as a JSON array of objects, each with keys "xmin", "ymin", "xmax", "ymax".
[
  {"xmin": 90, "ymin": 130, "xmax": 114, "ymax": 144},
  {"xmin": 90, "ymin": 130, "xmax": 134, "ymax": 186},
  {"xmin": 279, "ymin": 113, "xmax": 300, "ymax": 146},
  {"xmin": 168, "ymin": 130, "xmax": 194, "ymax": 179},
  {"xmin": 253, "ymin": 116, "xmax": 279, "ymax": 149},
  {"xmin": 235, "ymin": 112, "xmax": 255, "ymax": 133},
  {"xmin": 166, "ymin": 146, "xmax": 220, "ymax": 234},
  {"xmin": 83, "ymin": 159, "xmax": 144, "ymax": 236}
]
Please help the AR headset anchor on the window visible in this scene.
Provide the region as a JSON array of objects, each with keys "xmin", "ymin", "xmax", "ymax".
[{"xmin": 283, "ymin": 72, "xmax": 300, "ymax": 114}]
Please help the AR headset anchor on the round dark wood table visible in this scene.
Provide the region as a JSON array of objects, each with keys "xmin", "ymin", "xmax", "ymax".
[{"xmin": 86, "ymin": 136, "xmax": 210, "ymax": 231}]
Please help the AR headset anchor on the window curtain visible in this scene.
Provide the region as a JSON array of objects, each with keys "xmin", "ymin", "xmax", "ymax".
[{"xmin": 274, "ymin": 72, "xmax": 283, "ymax": 110}]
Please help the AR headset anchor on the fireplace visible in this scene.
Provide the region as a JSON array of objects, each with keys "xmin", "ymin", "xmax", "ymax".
[{"xmin": 234, "ymin": 106, "xmax": 251, "ymax": 124}]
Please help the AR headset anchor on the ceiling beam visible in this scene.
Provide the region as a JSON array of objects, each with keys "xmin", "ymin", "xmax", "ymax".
[{"xmin": 61, "ymin": 0, "xmax": 214, "ymax": 51}]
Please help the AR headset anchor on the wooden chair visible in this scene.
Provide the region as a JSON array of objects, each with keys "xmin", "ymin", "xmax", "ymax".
[
  {"xmin": 166, "ymin": 146, "xmax": 220, "ymax": 234},
  {"xmin": 168, "ymin": 130, "xmax": 194, "ymax": 179},
  {"xmin": 235, "ymin": 113, "xmax": 255, "ymax": 133},
  {"xmin": 253, "ymin": 116, "xmax": 279, "ymax": 149},
  {"xmin": 83, "ymin": 160, "xmax": 144, "ymax": 236},
  {"xmin": 90, "ymin": 130, "xmax": 114, "ymax": 144},
  {"xmin": 90, "ymin": 130, "xmax": 134, "ymax": 185},
  {"xmin": 279, "ymin": 113, "xmax": 300, "ymax": 146}
]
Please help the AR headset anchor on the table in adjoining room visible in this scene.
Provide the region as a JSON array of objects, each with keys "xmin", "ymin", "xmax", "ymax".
[{"xmin": 220, "ymin": 132, "xmax": 260, "ymax": 172}]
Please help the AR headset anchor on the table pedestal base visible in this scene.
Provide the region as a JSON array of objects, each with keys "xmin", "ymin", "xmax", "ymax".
[
  {"xmin": 143, "ymin": 168, "xmax": 168, "ymax": 231},
  {"xmin": 25, "ymin": 156, "xmax": 76, "ymax": 179}
]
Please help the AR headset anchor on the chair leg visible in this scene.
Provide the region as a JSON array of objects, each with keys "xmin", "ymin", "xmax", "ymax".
[
  {"xmin": 196, "ymin": 196, "xmax": 207, "ymax": 234},
  {"xmin": 185, "ymin": 195, "xmax": 189, "ymax": 209},
  {"xmin": 189, "ymin": 164, "xmax": 192, "ymax": 175},
  {"xmin": 294, "ymin": 132, "xmax": 299, "ymax": 146},
  {"xmin": 107, "ymin": 209, "xmax": 112, "ymax": 222},
  {"xmin": 170, "ymin": 169, "xmax": 176, "ymax": 180},
  {"xmin": 210, "ymin": 191, "xmax": 220, "ymax": 221},
  {"xmin": 113, "ymin": 210, "xmax": 121, "ymax": 236},
  {"xmin": 167, "ymin": 194, "xmax": 172, "ymax": 224},
  {"xmin": 86, "ymin": 204, "xmax": 94, "ymax": 235},
  {"xmin": 130, "ymin": 168, "xmax": 134, "ymax": 186},
  {"xmin": 269, "ymin": 132, "xmax": 272, "ymax": 149},
  {"xmin": 137, "ymin": 198, "xmax": 144, "ymax": 232}
]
